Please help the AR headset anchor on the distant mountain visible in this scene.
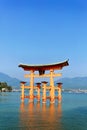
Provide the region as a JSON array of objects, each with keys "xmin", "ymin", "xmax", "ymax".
[
  {"xmin": 55, "ymin": 77, "xmax": 87, "ymax": 89},
  {"xmin": 0, "ymin": 72, "xmax": 20, "ymax": 89},
  {"xmin": 0, "ymin": 72, "xmax": 87, "ymax": 90}
]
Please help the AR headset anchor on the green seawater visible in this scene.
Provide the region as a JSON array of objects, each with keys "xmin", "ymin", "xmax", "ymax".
[{"xmin": 0, "ymin": 92, "xmax": 87, "ymax": 130}]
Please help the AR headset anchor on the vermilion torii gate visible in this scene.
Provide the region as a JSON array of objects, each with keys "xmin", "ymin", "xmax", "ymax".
[{"xmin": 18, "ymin": 60, "xmax": 69, "ymax": 103}]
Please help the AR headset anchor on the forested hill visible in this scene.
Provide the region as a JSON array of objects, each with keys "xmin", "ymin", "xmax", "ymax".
[
  {"xmin": 0, "ymin": 72, "xmax": 20, "ymax": 89},
  {"xmin": 0, "ymin": 72, "xmax": 87, "ymax": 89}
]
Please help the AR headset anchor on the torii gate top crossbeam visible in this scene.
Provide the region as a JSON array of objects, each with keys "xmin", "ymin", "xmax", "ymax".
[{"xmin": 18, "ymin": 59, "xmax": 69, "ymax": 71}]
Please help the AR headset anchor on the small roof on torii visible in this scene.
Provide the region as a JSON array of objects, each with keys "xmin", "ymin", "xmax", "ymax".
[{"xmin": 18, "ymin": 59, "xmax": 69, "ymax": 71}]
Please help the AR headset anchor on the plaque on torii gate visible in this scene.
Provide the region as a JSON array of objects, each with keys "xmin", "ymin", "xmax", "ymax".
[{"xmin": 18, "ymin": 59, "xmax": 69, "ymax": 103}]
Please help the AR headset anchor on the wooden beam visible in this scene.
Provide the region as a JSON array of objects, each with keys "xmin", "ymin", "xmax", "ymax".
[
  {"xmin": 24, "ymin": 73, "xmax": 62, "ymax": 78},
  {"xmin": 21, "ymin": 86, "xmax": 60, "ymax": 91},
  {"xmin": 21, "ymin": 86, "xmax": 31, "ymax": 89}
]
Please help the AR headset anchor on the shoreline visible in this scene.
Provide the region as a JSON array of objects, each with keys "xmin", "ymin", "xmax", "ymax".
[{"xmin": 0, "ymin": 88, "xmax": 87, "ymax": 94}]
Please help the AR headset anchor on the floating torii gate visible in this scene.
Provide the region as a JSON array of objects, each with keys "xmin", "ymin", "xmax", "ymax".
[{"xmin": 18, "ymin": 60, "xmax": 69, "ymax": 103}]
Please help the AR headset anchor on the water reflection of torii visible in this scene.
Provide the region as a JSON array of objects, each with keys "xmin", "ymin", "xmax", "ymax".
[
  {"xmin": 20, "ymin": 102, "xmax": 62, "ymax": 130},
  {"xmin": 18, "ymin": 60, "xmax": 69, "ymax": 103},
  {"xmin": 20, "ymin": 102, "xmax": 62, "ymax": 129}
]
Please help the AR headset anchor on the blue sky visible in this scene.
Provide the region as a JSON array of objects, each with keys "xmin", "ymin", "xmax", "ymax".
[{"xmin": 0, "ymin": 0, "xmax": 87, "ymax": 80}]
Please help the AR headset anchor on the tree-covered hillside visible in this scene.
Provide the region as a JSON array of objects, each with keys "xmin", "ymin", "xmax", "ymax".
[
  {"xmin": 0, "ymin": 82, "xmax": 12, "ymax": 92},
  {"xmin": 0, "ymin": 72, "xmax": 20, "ymax": 88}
]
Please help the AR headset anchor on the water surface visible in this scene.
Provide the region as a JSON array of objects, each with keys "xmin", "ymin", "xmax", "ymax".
[{"xmin": 0, "ymin": 92, "xmax": 87, "ymax": 130}]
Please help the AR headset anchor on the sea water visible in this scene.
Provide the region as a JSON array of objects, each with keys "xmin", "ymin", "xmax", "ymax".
[{"xmin": 0, "ymin": 92, "xmax": 87, "ymax": 130}]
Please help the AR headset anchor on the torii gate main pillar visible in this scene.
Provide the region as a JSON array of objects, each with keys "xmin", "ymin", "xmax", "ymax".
[
  {"xmin": 50, "ymin": 69, "xmax": 55, "ymax": 103},
  {"xmin": 20, "ymin": 81, "xmax": 26, "ymax": 102},
  {"xmin": 29, "ymin": 70, "xmax": 34, "ymax": 102},
  {"xmin": 36, "ymin": 82, "xmax": 41, "ymax": 101}
]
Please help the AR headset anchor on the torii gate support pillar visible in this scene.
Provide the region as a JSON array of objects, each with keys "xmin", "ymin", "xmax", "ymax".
[
  {"xmin": 20, "ymin": 81, "xmax": 26, "ymax": 102},
  {"xmin": 36, "ymin": 82, "xmax": 41, "ymax": 101},
  {"xmin": 29, "ymin": 70, "xmax": 34, "ymax": 102},
  {"xmin": 42, "ymin": 81, "xmax": 48, "ymax": 103},
  {"xmin": 50, "ymin": 69, "xmax": 55, "ymax": 103},
  {"xmin": 57, "ymin": 83, "xmax": 62, "ymax": 103}
]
